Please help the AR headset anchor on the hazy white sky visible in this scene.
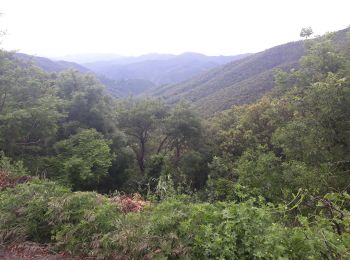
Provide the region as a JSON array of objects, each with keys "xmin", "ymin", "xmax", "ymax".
[{"xmin": 1, "ymin": 0, "xmax": 349, "ymax": 57}]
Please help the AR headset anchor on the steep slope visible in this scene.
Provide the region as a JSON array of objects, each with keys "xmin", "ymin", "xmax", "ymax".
[
  {"xmin": 99, "ymin": 76, "xmax": 156, "ymax": 97},
  {"xmin": 85, "ymin": 52, "xmax": 250, "ymax": 86},
  {"xmin": 149, "ymin": 28, "xmax": 350, "ymax": 116},
  {"xmin": 149, "ymin": 41, "xmax": 304, "ymax": 115}
]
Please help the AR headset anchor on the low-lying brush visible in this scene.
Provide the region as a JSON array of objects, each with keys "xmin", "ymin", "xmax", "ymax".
[
  {"xmin": 0, "ymin": 179, "xmax": 70, "ymax": 244},
  {"xmin": 0, "ymin": 179, "xmax": 349, "ymax": 259}
]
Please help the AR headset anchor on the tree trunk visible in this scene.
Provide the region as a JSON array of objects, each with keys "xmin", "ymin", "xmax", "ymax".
[
  {"xmin": 137, "ymin": 138, "xmax": 145, "ymax": 175},
  {"xmin": 157, "ymin": 135, "xmax": 169, "ymax": 154}
]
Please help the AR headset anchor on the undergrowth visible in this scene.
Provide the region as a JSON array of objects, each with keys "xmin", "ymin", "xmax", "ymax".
[{"xmin": 0, "ymin": 179, "xmax": 349, "ymax": 259}]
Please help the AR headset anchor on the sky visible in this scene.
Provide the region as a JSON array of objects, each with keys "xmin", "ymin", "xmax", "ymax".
[{"xmin": 0, "ymin": 0, "xmax": 349, "ymax": 58}]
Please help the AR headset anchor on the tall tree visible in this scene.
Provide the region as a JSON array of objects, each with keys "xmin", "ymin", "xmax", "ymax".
[
  {"xmin": 162, "ymin": 102, "xmax": 202, "ymax": 161},
  {"xmin": 116, "ymin": 98, "xmax": 167, "ymax": 175}
]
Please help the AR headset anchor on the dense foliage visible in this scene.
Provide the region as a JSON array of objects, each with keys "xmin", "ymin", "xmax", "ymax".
[
  {"xmin": 1, "ymin": 178, "xmax": 349, "ymax": 259},
  {"xmin": 1, "ymin": 28, "xmax": 350, "ymax": 258}
]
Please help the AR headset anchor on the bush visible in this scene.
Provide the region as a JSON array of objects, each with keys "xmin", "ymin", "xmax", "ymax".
[
  {"xmin": 100, "ymin": 196, "xmax": 193, "ymax": 259},
  {"xmin": 1, "ymin": 180, "xmax": 349, "ymax": 259},
  {"xmin": 206, "ymin": 178, "xmax": 252, "ymax": 202},
  {"xmin": 101, "ymin": 196, "xmax": 350, "ymax": 259},
  {"xmin": 0, "ymin": 179, "xmax": 69, "ymax": 243},
  {"xmin": 181, "ymin": 200, "xmax": 281, "ymax": 259},
  {"xmin": 0, "ymin": 151, "xmax": 28, "ymax": 177},
  {"xmin": 46, "ymin": 191, "xmax": 122, "ymax": 255}
]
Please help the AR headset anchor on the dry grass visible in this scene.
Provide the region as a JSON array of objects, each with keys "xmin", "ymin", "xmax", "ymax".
[
  {"xmin": 110, "ymin": 193, "xmax": 150, "ymax": 213},
  {"xmin": 0, "ymin": 170, "xmax": 32, "ymax": 190}
]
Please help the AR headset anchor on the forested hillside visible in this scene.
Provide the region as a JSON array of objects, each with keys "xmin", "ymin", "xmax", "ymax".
[
  {"xmin": 1, "ymin": 28, "xmax": 350, "ymax": 259},
  {"xmin": 13, "ymin": 53, "xmax": 157, "ymax": 98},
  {"xmin": 15, "ymin": 52, "xmax": 250, "ymax": 98},
  {"xmin": 85, "ymin": 52, "xmax": 250, "ymax": 87},
  {"xmin": 151, "ymin": 28, "xmax": 350, "ymax": 115}
]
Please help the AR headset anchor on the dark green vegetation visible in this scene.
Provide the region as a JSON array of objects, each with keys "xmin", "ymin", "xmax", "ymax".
[
  {"xmin": 151, "ymin": 28, "xmax": 350, "ymax": 116},
  {"xmin": 1, "ymin": 28, "xmax": 350, "ymax": 258}
]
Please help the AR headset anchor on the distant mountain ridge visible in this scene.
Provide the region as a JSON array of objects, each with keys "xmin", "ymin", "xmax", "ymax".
[
  {"xmin": 14, "ymin": 28, "xmax": 350, "ymax": 117},
  {"xmin": 53, "ymin": 53, "xmax": 125, "ymax": 64},
  {"xmin": 14, "ymin": 53, "xmax": 127, "ymax": 98},
  {"xmin": 14, "ymin": 53, "xmax": 90, "ymax": 73},
  {"xmin": 16, "ymin": 52, "xmax": 249, "ymax": 98},
  {"xmin": 84, "ymin": 52, "xmax": 251, "ymax": 86}
]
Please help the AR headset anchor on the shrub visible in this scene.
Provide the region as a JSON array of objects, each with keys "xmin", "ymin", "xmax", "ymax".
[
  {"xmin": 46, "ymin": 191, "xmax": 122, "ymax": 255},
  {"xmin": 0, "ymin": 151, "xmax": 28, "ymax": 177},
  {"xmin": 0, "ymin": 179, "xmax": 69, "ymax": 243},
  {"xmin": 100, "ymin": 196, "xmax": 193, "ymax": 259},
  {"xmin": 206, "ymin": 178, "xmax": 252, "ymax": 202},
  {"xmin": 1, "ymin": 180, "xmax": 349, "ymax": 259},
  {"xmin": 179, "ymin": 200, "xmax": 282, "ymax": 259}
]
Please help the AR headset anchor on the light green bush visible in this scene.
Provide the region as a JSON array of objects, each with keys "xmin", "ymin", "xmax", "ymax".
[
  {"xmin": 46, "ymin": 191, "xmax": 122, "ymax": 254},
  {"xmin": 0, "ymin": 179, "xmax": 69, "ymax": 243}
]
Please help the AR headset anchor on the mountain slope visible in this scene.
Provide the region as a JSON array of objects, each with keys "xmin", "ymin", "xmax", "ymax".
[
  {"xmin": 15, "ymin": 53, "xmax": 90, "ymax": 73},
  {"xmin": 14, "ymin": 53, "xmax": 156, "ymax": 97},
  {"xmin": 14, "ymin": 53, "xmax": 131, "ymax": 98},
  {"xmin": 99, "ymin": 76, "xmax": 156, "ymax": 97},
  {"xmin": 149, "ymin": 28, "xmax": 350, "ymax": 116},
  {"xmin": 148, "ymin": 41, "xmax": 304, "ymax": 115},
  {"xmin": 84, "ymin": 52, "xmax": 250, "ymax": 86}
]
